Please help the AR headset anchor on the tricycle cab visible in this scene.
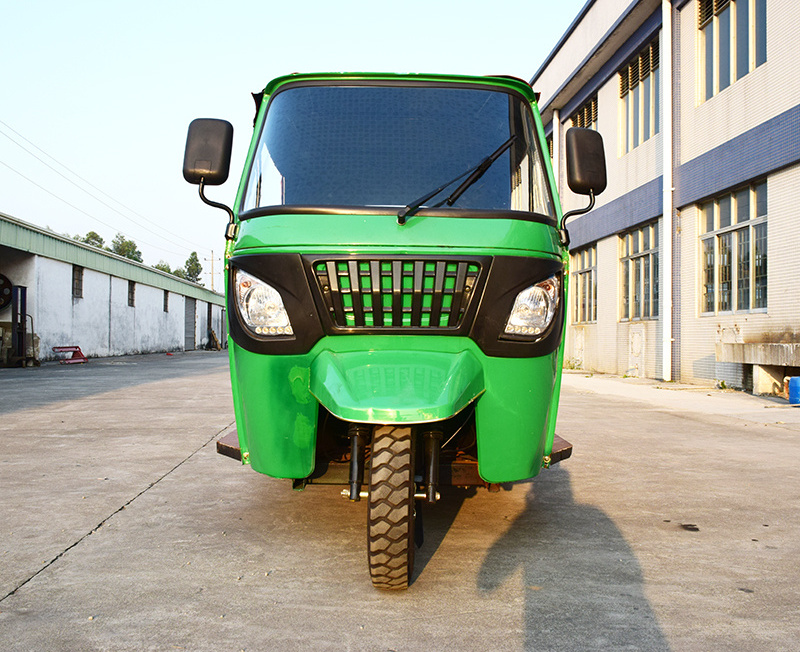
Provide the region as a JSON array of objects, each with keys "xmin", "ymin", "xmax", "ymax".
[{"xmin": 184, "ymin": 73, "xmax": 606, "ymax": 588}]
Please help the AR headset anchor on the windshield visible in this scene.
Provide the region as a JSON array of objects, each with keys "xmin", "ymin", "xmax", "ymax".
[{"xmin": 241, "ymin": 83, "xmax": 555, "ymax": 217}]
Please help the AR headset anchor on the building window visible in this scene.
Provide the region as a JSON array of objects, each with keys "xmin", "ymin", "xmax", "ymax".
[
  {"xmin": 619, "ymin": 40, "xmax": 660, "ymax": 154},
  {"xmin": 163, "ymin": 289, "xmax": 169, "ymax": 313},
  {"xmin": 700, "ymin": 181, "xmax": 767, "ymax": 313},
  {"xmin": 571, "ymin": 96, "xmax": 597, "ymax": 130},
  {"xmin": 699, "ymin": 0, "xmax": 767, "ymax": 102},
  {"xmin": 72, "ymin": 265, "xmax": 84, "ymax": 299},
  {"xmin": 128, "ymin": 280, "xmax": 136, "ymax": 307},
  {"xmin": 572, "ymin": 245, "xmax": 597, "ymax": 323},
  {"xmin": 621, "ymin": 222, "xmax": 659, "ymax": 320}
]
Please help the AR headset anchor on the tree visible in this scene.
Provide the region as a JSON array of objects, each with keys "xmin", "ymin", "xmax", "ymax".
[
  {"xmin": 75, "ymin": 230, "xmax": 107, "ymax": 249},
  {"xmin": 153, "ymin": 260, "xmax": 172, "ymax": 274},
  {"xmin": 110, "ymin": 233, "xmax": 143, "ymax": 262},
  {"xmin": 183, "ymin": 251, "xmax": 202, "ymax": 284}
]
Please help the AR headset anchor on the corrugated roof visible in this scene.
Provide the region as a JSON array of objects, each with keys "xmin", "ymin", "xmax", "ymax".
[{"xmin": 0, "ymin": 211, "xmax": 224, "ymax": 305}]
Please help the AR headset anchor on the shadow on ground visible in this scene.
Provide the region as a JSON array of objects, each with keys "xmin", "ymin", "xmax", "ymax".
[
  {"xmin": 478, "ymin": 466, "xmax": 670, "ymax": 650},
  {"xmin": 0, "ymin": 350, "xmax": 229, "ymax": 414}
]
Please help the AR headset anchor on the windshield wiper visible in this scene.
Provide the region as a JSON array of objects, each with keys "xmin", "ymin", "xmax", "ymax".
[{"xmin": 397, "ymin": 134, "xmax": 517, "ymax": 225}]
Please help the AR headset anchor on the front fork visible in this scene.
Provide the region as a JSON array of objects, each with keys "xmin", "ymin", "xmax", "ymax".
[{"xmin": 347, "ymin": 423, "xmax": 443, "ymax": 504}]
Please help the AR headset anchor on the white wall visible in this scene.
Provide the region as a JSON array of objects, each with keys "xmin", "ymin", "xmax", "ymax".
[
  {"xmin": 28, "ymin": 256, "xmax": 215, "ymax": 360},
  {"xmin": 678, "ymin": 0, "xmax": 799, "ymax": 166}
]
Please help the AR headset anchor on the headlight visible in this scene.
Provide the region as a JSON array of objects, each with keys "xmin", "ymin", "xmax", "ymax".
[
  {"xmin": 503, "ymin": 275, "xmax": 559, "ymax": 337},
  {"xmin": 234, "ymin": 269, "xmax": 293, "ymax": 336}
]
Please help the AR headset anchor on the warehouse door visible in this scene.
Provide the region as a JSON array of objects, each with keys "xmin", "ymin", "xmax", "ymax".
[{"xmin": 184, "ymin": 298, "xmax": 196, "ymax": 350}]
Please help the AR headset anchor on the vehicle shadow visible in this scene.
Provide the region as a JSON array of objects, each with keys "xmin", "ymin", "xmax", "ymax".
[
  {"xmin": 412, "ymin": 486, "xmax": 475, "ymax": 580},
  {"xmin": 477, "ymin": 466, "xmax": 670, "ymax": 651}
]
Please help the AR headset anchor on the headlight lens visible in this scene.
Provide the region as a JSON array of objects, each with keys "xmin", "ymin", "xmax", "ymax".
[
  {"xmin": 504, "ymin": 275, "xmax": 559, "ymax": 337},
  {"xmin": 234, "ymin": 269, "xmax": 293, "ymax": 336}
]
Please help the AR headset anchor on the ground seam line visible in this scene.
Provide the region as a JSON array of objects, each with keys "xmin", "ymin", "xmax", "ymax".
[{"xmin": 0, "ymin": 420, "xmax": 236, "ymax": 603}]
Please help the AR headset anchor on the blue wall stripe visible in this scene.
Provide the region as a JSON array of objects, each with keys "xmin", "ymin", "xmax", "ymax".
[
  {"xmin": 568, "ymin": 176, "xmax": 663, "ymax": 250},
  {"xmin": 566, "ymin": 102, "xmax": 800, "ymax": 249},
  {"xmin": 675, "ymin": 103, "xmax": 800, "ymax": 207}
]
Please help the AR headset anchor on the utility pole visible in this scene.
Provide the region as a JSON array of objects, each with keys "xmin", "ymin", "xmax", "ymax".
[{"xmin": 204, "ymin": 251, "xmax": 221, "ymax": 292}]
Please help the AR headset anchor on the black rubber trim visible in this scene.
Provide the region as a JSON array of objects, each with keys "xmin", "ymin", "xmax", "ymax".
[
  {"xmin": 469, "ymin": 256, "xmax": 564, "ymax": 358},
  {"xmin": 227, "ymin": 255, "xmax": 324, "ymax": 355},
  {"xmin": 227, "ymin": 253, "xmax": 563, "ymax": 358},
  {"xmin": 238, "ymin": 205, "xmax": 557, "ymax": 228}
]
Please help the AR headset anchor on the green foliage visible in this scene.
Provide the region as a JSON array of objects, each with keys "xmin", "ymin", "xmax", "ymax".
[
  {"xmin": 183, "ymin": 251, "xmax": 202, "ymax": 284},
  {"xmin": 153, "ymin": 260, "xmax": 172, "ymax": 274},
  {"xmin": 110, "ymin": 233, "xmax": 143, "ymax": 262},
  {"xmin": 75, "ymin": 230, "xmax": 108, "ymax": 249}
]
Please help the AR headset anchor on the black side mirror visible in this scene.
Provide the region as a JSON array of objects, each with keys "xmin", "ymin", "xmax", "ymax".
[
  {"xmin": 559, "ymin": 128, "xmax": 607, "ymax": 247},
  {"xmin": 565, "ymin": 127, "xmax": 607, "ymax": 196},
  {"xmin": 183, "ymin": 119, "xmax": 233, "ymax": 186},
  {"xmin": 183, "ymin": 118, "xmax": 237, "ymax": 240}
]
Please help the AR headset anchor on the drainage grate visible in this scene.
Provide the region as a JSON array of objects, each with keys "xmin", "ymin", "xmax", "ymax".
[{"xmin": 311, "ymin": 258, "xmax": 484, "ymax": 330}]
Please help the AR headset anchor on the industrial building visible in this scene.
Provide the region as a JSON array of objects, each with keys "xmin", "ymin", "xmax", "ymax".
[
  {"xmin": 535, "ymin": 0, "xmax": 799, "ymax": 392},
  {"xmin": 0, "ymin": 211, "xmax": 225, "ymax": 365}
]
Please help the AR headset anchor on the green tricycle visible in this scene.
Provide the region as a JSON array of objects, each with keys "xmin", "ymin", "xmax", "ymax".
[{"xmin": 183, "ymin": 72, "xmax": 606, "ymax": 589}]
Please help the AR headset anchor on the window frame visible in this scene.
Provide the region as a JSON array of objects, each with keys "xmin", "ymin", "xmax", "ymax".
[
  {"xmin": 620, "ymin": 222, "xmax": 660, "ymax": 321},
  {"xmin": 572, "ymin": 244, "xmax": 597, "ymax": 324},
  {"xmin": 571, "ymin": 96, "xmax": 598, "ymax": 131},
  {"xmin": 128, "ymin": 280, "xmax": 136, "ymax": 308},
  {"xmin": 619, "ymin": 40, "xmax": 660, "ymax": 155},
  {"xmin": 72, "ymin": 265, "xmax": 84, "ymax": 299},
  {"xmin": 699, "ymin": 0, "xmax": 767, "ymax": 102},
  {"xmin": 699, "ymin": 180, "xmax": 767, "ymax": 315}
]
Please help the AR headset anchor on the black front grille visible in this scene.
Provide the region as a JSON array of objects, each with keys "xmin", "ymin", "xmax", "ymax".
[{"xmin": 308, "ymin": 256, "xmax": 488, "ymax": 331}]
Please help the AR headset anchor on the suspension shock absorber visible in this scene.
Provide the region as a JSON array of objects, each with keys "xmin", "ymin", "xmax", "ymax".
[
  {"xmin": 348, "ymin": 424, "xmax": 370, "ymax": 501},
  {"xmin": 423, "ymin": 429, "xmax": 443, "ymax": 503}
]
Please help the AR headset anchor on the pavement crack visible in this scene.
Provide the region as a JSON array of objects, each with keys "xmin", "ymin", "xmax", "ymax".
[{"xmin": 0, "ymin": 421, "xmax": 235, "ymax": 603}]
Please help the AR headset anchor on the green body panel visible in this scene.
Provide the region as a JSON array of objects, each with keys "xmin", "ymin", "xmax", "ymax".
[
  {"xmin": 235, "ymin": 213, "xmax": 562, "ymax": 258},
  {"xmin": 230, "ymin": 340, "xmax": 319, "ymax": 478},
  {"xmin": 232, "ymin": 335, "xmax": 558, "ymax": 482},
  {"xmin": 309, "ymin": 347, "xmax": 484, "ymax": 424},
  {"xmin": 223, "ymin": 72, "xmax": 573, "ymax": 483}
]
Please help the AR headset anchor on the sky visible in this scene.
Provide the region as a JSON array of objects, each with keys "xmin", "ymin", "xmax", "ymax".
[{"xmin": 0, "ymin": 0, "xmax": 586, "ymax": 291}]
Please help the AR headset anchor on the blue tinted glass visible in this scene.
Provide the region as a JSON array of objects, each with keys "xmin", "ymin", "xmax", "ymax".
[
  {"xmin": 704, "ymin": 22, "xmax": 715, "ymax": 100},
  {"xmin": 719, "ymin": 6, "xmax": 732, "ymax": 91},
  {"xmin": 736, "ymin": 0, "xmax": 750, "ymax": 80},
  {"xmin": 756, "ymin": 0, "xmax": 767, "ymax": 66},
  {"xmin": 254, "ymin": 85, "xmax": 535, "ymax": 211}
]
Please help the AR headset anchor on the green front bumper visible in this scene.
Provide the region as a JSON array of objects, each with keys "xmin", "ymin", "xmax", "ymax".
[{"xmin": 229, "ymin": 335, "xmax": 559, "ymax": 483}]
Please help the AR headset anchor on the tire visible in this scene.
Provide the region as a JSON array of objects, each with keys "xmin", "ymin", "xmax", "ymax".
[{"xmin": 367, "ymin": 425, "xmax": 416, "ymax": 589}]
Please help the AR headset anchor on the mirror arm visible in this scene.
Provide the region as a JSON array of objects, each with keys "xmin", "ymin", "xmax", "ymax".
[
  {"xmin": 199, "ymin": 179, "xmax": 238, "ymax": 241},
  {"xmin": 558, "ymin": 190, "xmax": 595, "ymax": 248}
]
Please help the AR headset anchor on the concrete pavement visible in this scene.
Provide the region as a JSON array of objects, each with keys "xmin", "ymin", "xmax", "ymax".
[{"xmin": 1, "ymin": 354, "xmax": 799, "ymax": 651}]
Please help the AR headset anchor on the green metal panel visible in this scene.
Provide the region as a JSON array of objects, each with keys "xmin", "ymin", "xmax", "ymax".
[
  {"xmin": 309, "ymin": 347, "xmax": 484, "ymax": 424},
  {"xmin": 232, "ymin": 335, "xmax": 558, "ymax": 482},
  {"xmin": 235, "ymin": 214, "xmax": 562, "ymax": 258},
  {"xmin": 223, "ymin": 73, "xmax": 569, "ymax": 483}
]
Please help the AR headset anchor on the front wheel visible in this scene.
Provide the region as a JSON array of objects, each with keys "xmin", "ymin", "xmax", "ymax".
[{"xmin": 367, "ymin": 425, "xmax": 416, "ymax": 589}]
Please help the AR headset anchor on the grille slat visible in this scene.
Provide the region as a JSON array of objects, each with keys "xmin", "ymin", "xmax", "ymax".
[
  {"xmin": 449, "ymin": 262, "xmax": 469, "ymax": 327},
  {"xmin": 311, "ymin": 256, "xmax": 484, "ymax": 332},
  {"xmin": 370, "ymin": 260, "xmax": 383, "ymax": 327},
  {"xmin": 391, "ymin": 261, "xmax": 403, "ymax": 327},
  {"xmin": 429, "ymin": 262, "xmax": 446, "ymax": 328},
  {"xmin": 348, "ymin": 259, "xmax": 365, "ymax": 326},
  {"xmin": 411, "ymin": 261, "xmax": 424, "ymax": 326}
]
